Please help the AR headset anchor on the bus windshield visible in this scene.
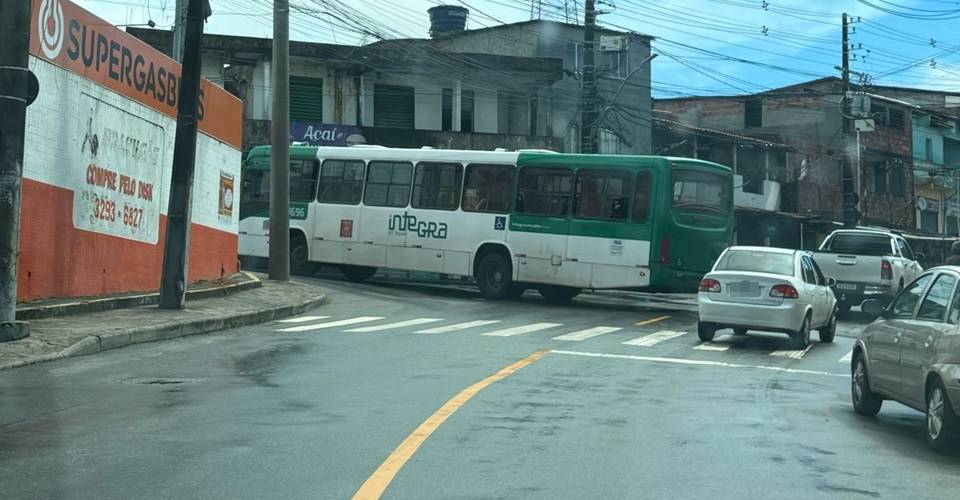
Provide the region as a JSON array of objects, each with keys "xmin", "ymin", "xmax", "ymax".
[
  {"xmin": 672, "ymin": 169, "xmax": 731, "ymax": 216},
  {"xmin": 240, "ymin": 159, "xmax": 320, "ymax": 218}
]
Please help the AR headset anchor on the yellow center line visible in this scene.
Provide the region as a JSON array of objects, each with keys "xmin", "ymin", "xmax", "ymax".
[
  {"xmin": 352, "ymin": 350, "xmax": 549, "ymax": 500},
  {"xmin": 634, "ymin": 315, "xmax": 671, "ymax": 327}
]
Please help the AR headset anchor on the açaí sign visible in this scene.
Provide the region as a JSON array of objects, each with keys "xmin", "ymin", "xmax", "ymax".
[{"xmin": 290, "ymin": 122, "xmax": 365, "ymax": 146}]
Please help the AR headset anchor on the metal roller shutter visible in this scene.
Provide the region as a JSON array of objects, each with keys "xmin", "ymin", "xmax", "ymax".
[
  {"xmin": 290, "ymin": 76, "xmax": 323, "ymax": 122},
  {"xmin": 374, "ymin": 84, "xmax": 415, "ymax": 129}
]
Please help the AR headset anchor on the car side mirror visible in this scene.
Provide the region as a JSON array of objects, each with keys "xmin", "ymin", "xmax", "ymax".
[
  {"xmin": 862, "ymin": 299, "xmax": 887, "ymax": 318},
  {"xmin": 826, "ymin": 277, "xmax": 836, "ymax": 286},
  {"xmin": 916, "ymin": 252, "xmax": 926, "ymax": 260}
]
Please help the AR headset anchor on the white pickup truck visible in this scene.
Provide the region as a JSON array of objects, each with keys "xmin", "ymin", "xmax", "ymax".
[{"xmin": 812, "ymin": 229, "xmax": 924, "ymax": 313}]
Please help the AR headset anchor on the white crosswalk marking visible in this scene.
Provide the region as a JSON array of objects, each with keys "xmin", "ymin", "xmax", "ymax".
[
  {"xmin": 693, "ymin": 342, "xmax": 731, "ymax": 352},
  {"xmin": 275, "ymin": 316, "xmax": 384, "ymax": 332},
  {"xmin": 414, "ymin": 320, "xmax": 501, "ymax": 334},
  {"xmin": 482, "ymin": 323, "xmax": 564, "ymax": 337},
  {"xmin": 553, "ymin": 326, "xmax": 623, "ymax": 342},
  {"xmin": 770, "ymin": 345, "xmax": 815, "ymax": 359},
  {"xmin": 345, "ymin": 318, "xmax": 444, "ymax": 332},
  {"xmin": 276, "ymin": 316, "xmax": 330, "ymax": 323},
  {"xmin": 623, "ymin": 330, "xmax": 687, "ymax": 347},
  {"xmin": 839, "ymin": 350, "xmax": 853, "ymax": 364}
]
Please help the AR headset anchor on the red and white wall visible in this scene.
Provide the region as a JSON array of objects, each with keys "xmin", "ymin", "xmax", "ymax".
[{"xmin": 18, "ymin": 0, "xmax": 243, "ymax": 300}]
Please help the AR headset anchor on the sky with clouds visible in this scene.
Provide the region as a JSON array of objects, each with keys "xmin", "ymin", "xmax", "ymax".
[{"xmin": 76, "ymin": 0, "xmax": 960, "ymax": 97}]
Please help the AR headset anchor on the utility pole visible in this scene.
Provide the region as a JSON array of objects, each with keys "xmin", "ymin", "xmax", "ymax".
[
  {"xmin": 580, "ymin": 0, "xmax": 598, "ymax": 154},
  {"xmin": 0, "ymin": 0, "xmax": 30, "ymax": 341},
  {"xmin": 269, "ymin": 0, "xmax": 291, "ymax": 281},
  {"xmin": 841, "ymin": 12, "xmax": 860, "ymax": 228},
  {"xmin": 159, "ymin": 0, "xmax": 209, "ymax": 309},
  {"xmin": 172, "ymin": 0, "xmax": 188, "ymax": 62}
]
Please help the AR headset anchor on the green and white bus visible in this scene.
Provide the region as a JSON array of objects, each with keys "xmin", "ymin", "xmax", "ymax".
[{"xmin": 239, "ymin": 145, "xmax": 733, "ymax": 299}]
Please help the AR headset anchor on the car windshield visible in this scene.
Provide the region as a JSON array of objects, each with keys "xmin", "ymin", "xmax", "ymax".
[
  {"xmin": 715, "ymin": 250, "xmax": 795, "ymax": 276},
  {"xmin": 826, "ymin": 233, "xmax": 892, "ymax": 256}
]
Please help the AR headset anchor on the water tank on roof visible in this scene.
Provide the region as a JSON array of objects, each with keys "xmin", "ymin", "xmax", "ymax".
[{"xmin": 428, "ymin": 6, "xmax": 468, "ymax": 39}]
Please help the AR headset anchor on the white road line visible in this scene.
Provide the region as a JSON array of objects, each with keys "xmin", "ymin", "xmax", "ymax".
[
  {"xmin": 622, "ymin": 330, "xmax": 687, "ymax": 347},
  {"xmin": 276, "ymin": 316, "xmax": 330, "ymax": 323},
  {"xmin": 693, "ymin": 342, "xmax": 731, "ymax": 352},
  {"xmin": 275, "ymin": 316, "xmax": 384, "ymax": 332},
  {"xmin": 839, "ymin": 350, "xmax": 854, "ymax": 364},
  {"xmin": 414, "ymin": 320, "xmax": 501, "ymax": 334},
  {"xmin": 770, "ymin": 344, "xmax": 815, "ymax": 360},
  {"xmin": 552, "ymin": 326, "xmax": 623, "ymax": 342},
  {"xmin": 551, "ymin": 349, "xmax": 847, "ymax": 378},
  {"xmin": 345, "ymin": 318, "xmax": 444, "ymax": 332},
  {"xmin": 481, "ymin": 323, "xmax": 564, "ymax": 337}
]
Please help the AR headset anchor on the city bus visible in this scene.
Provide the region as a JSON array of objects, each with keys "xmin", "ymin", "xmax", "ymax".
[{"xmin": 239, "ymin": 145, "xmax": 733, "ymax": 299}]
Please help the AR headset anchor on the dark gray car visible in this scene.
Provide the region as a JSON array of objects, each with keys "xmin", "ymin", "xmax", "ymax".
[{"xmin": 854, "ymin": 267, "xmax": 960, "ymax": 452}]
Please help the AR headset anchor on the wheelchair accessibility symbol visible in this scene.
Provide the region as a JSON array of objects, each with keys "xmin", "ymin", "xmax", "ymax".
[{"xmin": 494, "ymin": 216, "xmax": 506, "ymax": 231}]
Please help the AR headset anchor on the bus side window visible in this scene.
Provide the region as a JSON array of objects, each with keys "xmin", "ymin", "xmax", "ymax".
[
  {"xmin": 289, "ymin": 160, "xmax": 320, "ymax": 202},
  {"xmin": 462, "ymin": 164, "xmax": 515, "ymax": 213},
  {"xmin": 317, "ymin": 159, "xmax": 365, "ymax": 205},
  {"xmin": 412, "ymin": 162, "xmax": 463, "ymax": 211},
  {"xmin": 633, "ymin": 171, "xmax": 651, "ymax": 222},
  {"xmin": 364, "ymin": 161, "xmax": 413, "ymax": 208},
  {"xmin": 516, "ymin": 167, "xmax": 572, "ymax": 217},
  {"xmin": 574, "ymin": 169, "xmax": 631, "ymax": 221}
]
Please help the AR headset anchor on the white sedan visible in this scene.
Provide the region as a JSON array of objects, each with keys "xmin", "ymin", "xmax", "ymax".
[{"xmin": 697, "ymin": 246, "xmax": 838, "ymax": 348}]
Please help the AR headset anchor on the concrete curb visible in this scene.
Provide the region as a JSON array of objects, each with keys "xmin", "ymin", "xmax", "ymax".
[
  {"xmin": 15, "ymin": 272, "xmax": 263, "ymax": 321},
  {"xmin": 0, "ymin": 292, "xmax": 330, "ymax": 371}
]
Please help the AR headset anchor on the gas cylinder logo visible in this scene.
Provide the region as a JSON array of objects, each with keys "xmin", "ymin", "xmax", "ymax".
[{"xmin": 38, "ymin": 0, "xmax": 65, "ymax": 59}]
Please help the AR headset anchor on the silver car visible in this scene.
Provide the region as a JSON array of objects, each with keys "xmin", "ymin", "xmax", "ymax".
[
  {"xmin": 856, "ymin": 268, "xmax": 960, "ymax": 452},
  {"xmin": 698, "ymin": 247, "xmax": 838, "ymax": 349}
]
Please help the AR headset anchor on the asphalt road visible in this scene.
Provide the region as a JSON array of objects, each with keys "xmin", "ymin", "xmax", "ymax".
[{"xmin": 2, "ymin": 277, "xmax": 958, "ymax": 499}]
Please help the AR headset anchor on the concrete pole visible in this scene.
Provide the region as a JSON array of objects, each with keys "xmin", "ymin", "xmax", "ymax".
[
  {"xmin": 269, "ymin": 0, "xmax": 291, "ymax": 281},
  {"xmin": 0, "ymin": 0, "xmax": 30, "ymax": 340},
  {"xmin": 580, "ymin": 0, "xmax": 598, "ymax": 154},
  {"xmin": 158, "ymin": 0, "xmax": 207, "ymax": 309},
  {"xmin": 172, "ymin": 0, "xmax": 188, "ymax": 62}
]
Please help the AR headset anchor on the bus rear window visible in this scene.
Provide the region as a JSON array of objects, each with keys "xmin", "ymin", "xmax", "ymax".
[
  {"xmin": 716, "ymin": 250, "xmax": 794, "ymax": 276},
  {"xmin": 672, "ymin": 169, "xmax": 731, "ymax": 216}
]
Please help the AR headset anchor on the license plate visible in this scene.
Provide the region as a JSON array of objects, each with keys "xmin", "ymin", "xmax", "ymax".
[
  {"xmin": 729, "ymin": 281, "xmax": 760, "ymax": 297},
  {"xmin": 836, "ymin": 282, "xmax": 859, "ymax": 291}
]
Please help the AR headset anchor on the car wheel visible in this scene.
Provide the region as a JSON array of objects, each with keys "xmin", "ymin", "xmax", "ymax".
[
  {"xmin": 791, "ymin": 314, "xmax": 811, "ymax": 349},
  {"xmin": 697, "ymin": 321, "xmax": 716, "ymax": 342},
  {"xmin": 926, "ymin": 378, "xmax": 959, "ymax": 453},
  {"xmin": 538, "ymin": 285, "xmax": 581, "ymax": 303},
  {"xmin": 819, "ymin": 310, "xmax": 837, "ymax": 343},
  {"xmin": 477, "ymin": 253, "xmax": 513, "ymax": 300},
  {"xmin": 733, "ymin": 328, "xmax": 748, "ymax": 336},
  {"xmin": 851, "ymin": 354, "xmax": 883, "ymax": 417},
  {"xmin": 339, "ymin": 265, "xmax": 377, "ymax": 282}
]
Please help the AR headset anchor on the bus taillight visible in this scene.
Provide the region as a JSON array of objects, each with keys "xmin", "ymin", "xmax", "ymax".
[{"xmin": 659, "ymin": 235, "xmax": 671, "ymax": 265}]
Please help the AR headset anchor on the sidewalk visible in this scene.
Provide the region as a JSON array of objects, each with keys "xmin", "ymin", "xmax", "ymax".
[{"xmin": 0, "ymin": 274, "xmax": 328, "ymax": 370}]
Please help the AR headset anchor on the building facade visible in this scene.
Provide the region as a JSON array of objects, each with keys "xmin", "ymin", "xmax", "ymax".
[
  {"xmin": 129, "ymin": 14, "xmax": 652, "ymax": 156},
  {"xmin": 655, "ymin": 77, "xmax": 921, "ymax": 247}
]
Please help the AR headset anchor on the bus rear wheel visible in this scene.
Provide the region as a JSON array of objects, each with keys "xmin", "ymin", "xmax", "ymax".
[
  {"xmin": 538, "ymin": 285, "xmax": 581, "ymax": 303},
  {"xmin": 477, "ymin": 253, "xmax": 513, "ymax": 300},
  {"xmin": 340, "ymin": 265, "xmax": 377, "ymax": 282}
]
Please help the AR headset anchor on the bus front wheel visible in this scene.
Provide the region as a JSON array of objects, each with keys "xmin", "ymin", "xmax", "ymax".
[
  {"xmin": 340, "ymin": 265, "xmax": 377, "ymax": 282},
  {"xmin": 290, "ymin": 235, "xmax": 317, "ymax": 276},
  {"xmin": 477, "ymin": 253, "xmax": 513, "ymax": 300},
  {"xmin": 538, "ymin": 285, "xmax": 581, "ymax": 303}
]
